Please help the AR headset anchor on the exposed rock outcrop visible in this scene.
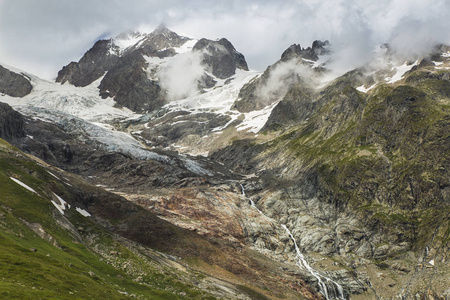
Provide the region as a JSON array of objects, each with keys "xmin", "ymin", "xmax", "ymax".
[
  {"xmin": 56, "ymin": 26, "xmax": 249, "ymax": 114},
  {"xmin": 232, "ymin": 40, "xmax": 329, "ymax": 113},
  {"xmin": 0, "ymin": 103, "xmax": 25, "ymax": 140},
  {"xmin": 56, "ymin": 39, "xmax": 119, "ymax": 87},
  {"xmin": 0, "ymin": 65, "xmax": 32, "ymax": 97},
  {"xmin": 98, "ymin": 51, "xmax": 164, "ymax": 113},
  {"xmin": 212, "ymin": 55, "xmax": 450, "ymax": 297},
  {"xmin": 281, "ymin": 40, "xmax": 331, "ymax": 62},
  {"xmin": 261, "ymin": 83, "xmax": 316, "ymax": 131},
  {"xmin": 193, "ymin": 38, "xmax": 249, "ymax": 79}
]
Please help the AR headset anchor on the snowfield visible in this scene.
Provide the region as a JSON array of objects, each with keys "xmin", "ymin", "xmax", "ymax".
[
  {"xmin": 162, "ymin": 69, "xmax": 274, "ymax": 133},
  {"xmin": 385, "ymin": 60, "xmax": 419, "ymax": 84}
]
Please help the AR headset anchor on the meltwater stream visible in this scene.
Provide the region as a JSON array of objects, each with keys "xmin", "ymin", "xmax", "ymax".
[{"xmin": 240, "ymin": 184, "xmax": 346, "ymax": 300}]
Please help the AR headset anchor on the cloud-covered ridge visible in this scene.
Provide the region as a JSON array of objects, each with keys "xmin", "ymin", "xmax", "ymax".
[{"xmin": 0, "ymin": 0, "xmax": 449, "ymax": 79}]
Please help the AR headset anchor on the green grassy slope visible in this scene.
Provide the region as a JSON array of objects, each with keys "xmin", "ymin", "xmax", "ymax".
[
  {"xmin": 275, "ymin": 68, "xmax": 449, "ymax": 255},
  {"xmin": 216, "ymin": 60, "xmax": 450, "ymax": 260},
  {"xmin": 0, "ymin": 139, "xmax": 216, "ymax": 299}
]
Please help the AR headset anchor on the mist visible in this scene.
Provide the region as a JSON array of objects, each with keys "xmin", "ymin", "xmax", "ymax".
[
  {"xmin": 157, "ymin": 51, "xmax": 205, "ymax": 101},
  {"xmin": 1, "ymin": 0, "xmax": 450, "ymax": 80},
  {"xmin": 255, "ymin": 60, "xmax": 317, "ymax": 103}
]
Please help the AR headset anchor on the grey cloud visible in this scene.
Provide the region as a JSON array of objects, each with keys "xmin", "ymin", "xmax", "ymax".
[
  {"xmin": 0, "ymin": 0, "xmax": 449, "ymax": 79},
  {"xmin": 157, "ymin": 51, "xmax": 205, "ymax": 101}
]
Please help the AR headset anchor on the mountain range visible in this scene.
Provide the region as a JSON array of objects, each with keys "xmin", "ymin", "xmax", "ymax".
[{"xmin": 0, "ymin": 25, "xmax": 449, "ymax": 299}]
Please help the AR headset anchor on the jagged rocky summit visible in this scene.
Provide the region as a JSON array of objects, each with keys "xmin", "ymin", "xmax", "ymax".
[
  {"xmin": 56, "ymin": 25, "xmax": 249, "ymax": 113},
  {"xmin": 0, "ymin": 25, "xmax": 449, "ymax": 300},
  {"xmin": 232, "ymin": 40, "xmax": 331, "ymax": 113}
]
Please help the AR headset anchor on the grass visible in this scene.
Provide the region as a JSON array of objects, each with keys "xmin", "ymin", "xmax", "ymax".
[
  {"xmin": 0, "ymin": 138, "xmax": 216, "ymax": 299},
  {"xmin": 253, "ymin": 65, "xmax": 450, "ymax": 258}
]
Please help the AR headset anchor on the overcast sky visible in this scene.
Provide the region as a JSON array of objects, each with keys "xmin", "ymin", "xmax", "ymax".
[{"xmin": 1, "ymin": 0, "xmax": 449, "ymax": 80}]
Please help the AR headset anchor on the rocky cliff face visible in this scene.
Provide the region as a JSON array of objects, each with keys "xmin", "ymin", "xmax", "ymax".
[
  {"xmin": 56, "ymin": 39, "xmax": 119, "ymax": 87},
  {"xmin": 56, "ymin": 25, "xmax": 249, "ymax": 114},
  {"xmin": 232, "ymin": 40, "xmax": 330, "ymax": 113},
  {"xmin": 193, "ymin": 37, "xmax": 249, "ymax": 79},
  {"xmin": 1, "ymin": 27, "xmax": 449, "ymax": 299},
  {"xmin": 0, "ymin": 65, "xmax": 32, "ymax": 97},
  {"xmin": 0, "ymin": 102, "xmax": 25, "ymax": 140},
  {"xmin": 98, "ymin": 51, "xmax": 163, "ymax": 113},
  {"xmin": 212, "ymin": 46, "xmax": 450, "ymax": 298}
]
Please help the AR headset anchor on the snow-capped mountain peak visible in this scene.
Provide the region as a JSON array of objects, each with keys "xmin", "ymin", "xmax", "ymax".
[{"xmin": 111, "ymin": 30, "xmax": 146, "ymax": 55}]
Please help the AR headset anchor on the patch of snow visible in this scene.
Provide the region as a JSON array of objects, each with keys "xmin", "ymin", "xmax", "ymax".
[
  {"xmin": 51, "ymin": 193, "xmax": 70, "ymax": 215},
  {"xmin": 429, "ymin": 259, "xmax": 435, "ymax": 266},
  {"xmin": 432, "ymin": 61, "xmax": 443, "ymax": 66},
  {"xmin": 356, "ymin": 83, "xmax": 377, "ymax": 93},
  {"xmin": 10, "ymin": 177, "xmax": 39, "ymax": 195},
  {"xmin": 46, "ymin": 171, "xmax": 59, "ymax": 179},
  {"xmin": 113, "ymin": 31, "xmax": 145, "ymax": 54},
  {"xmin": 76, "ymin": 207, "xmax": 91, "ymax": 217},
  {"xmin": 442, "ymin": 51, "xmax": 450, "ymax": 58},
  {"xmin": 164, "ymin": 69, "xmax": 262, "ymax": 133},
  {"xmin": 385, "ymin": 60, "xmax": 419, "ymax": 84},
  {"xmin": 0, "ymin": 73, "xmax": 141, "ymax": 124},
  {"xmin": 51, "ymin": 201, "xmax": 65, "ymax": 215},
  {"xmin": 181, "ymin": 158, "xmax": 212, "ymax": 176},
  {"xmin": 144, "ymin": 55, "xmax": 167, "ymax": 67},
  {"xmin": 53, "ymin": 192, "xmax": 70, "ymax": 209},
  {"xmin": 164, "ymin": 69, "xmax": 257, "ymax": 113},
  {"xmin": 313, "ymin": 54, "xmax": 332, "ymax": 68},
  {"xmin": 302, "ymin": 58, "xmax": 316, "ymax": 64},
  {"xmin": 173, "ymin": 39, "xmax": 198, "ymax": 54},
  {"xmin": 236, "ymin": 102, "xmax": 279, "ymax": 133}
]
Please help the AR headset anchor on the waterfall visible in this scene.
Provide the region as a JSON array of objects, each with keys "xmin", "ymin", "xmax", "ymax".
[
  {"xmin": 241, "ymin": 184, "xmax": 265, "ymax": 215},
  {"xmin": 281, "ymin": 224, "xmax": 345, "ymax": 300},
  {"xmin": 240, "ymin": 183, "xmax": 346, "ymax": 300}
]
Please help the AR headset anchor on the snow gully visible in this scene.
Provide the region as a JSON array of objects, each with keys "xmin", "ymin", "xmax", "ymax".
[{"xmin": 240, "ymin": 183, "xmax": 346, "ymax": 300}]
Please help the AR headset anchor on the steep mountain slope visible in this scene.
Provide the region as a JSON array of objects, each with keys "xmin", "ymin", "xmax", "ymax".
[
  {"xmin": 233, "ymin": 41, "xmax": 330, "ymax": 113},
  {"xmin": 212, "ymin": 45, "xmax": 450, "ymax": 299},
  {"xmin": 0, "ymin": 115, "xmax": 320, "ymax": 299},
  {"xmin": 125, "ymin": 40, "xmax": 332, "ymax": 156},
  {"xmin": 56, "ymin": 25, "xmax": 249, "ymax": 114},
  {"xmin": 0, "ymin": 137, "xmax": 213, "ymax": 299},
  {"xmin": 0, "ymin": 84, "xmax": 320, "ymax": 299},
  {"xmin": 1, "ymin": 25, "xmax": 449, "ymax": 299},
  {"xmin": 0, "ymin": 65, "xmax": 32, "ymax": 97}
]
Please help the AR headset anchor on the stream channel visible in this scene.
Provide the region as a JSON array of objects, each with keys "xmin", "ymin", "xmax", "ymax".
[{"xmin": 240, "ymin": 183, "xmax": 346, "ymax": 300}]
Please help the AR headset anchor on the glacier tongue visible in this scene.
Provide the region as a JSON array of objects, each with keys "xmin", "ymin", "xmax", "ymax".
[
  {"xmin": 1, "ymin": 72, "xmax": 139, "ymax": 123},
  {"xmin": 0, "ymin": 61, "xmax": 264, "ymax": 177}
]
